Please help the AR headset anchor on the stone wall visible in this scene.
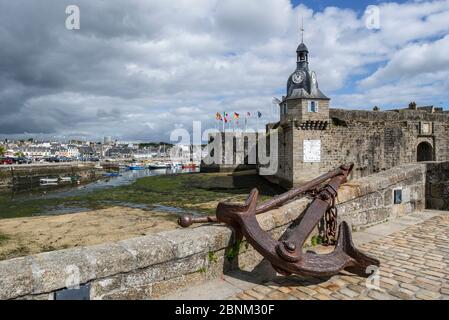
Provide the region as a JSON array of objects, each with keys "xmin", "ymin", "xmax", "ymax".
[
  {"xmin": 426, "ymin": 161, "xmax": 449, "ymax": 211},
  {"xmin": 0, "ymin": 163, "xmax": 103, "ymax": 189},
  {"xmin": 326, "ymin": 108, "xmax": 449, "ymax": 173},
  {"xmin": 275, "ymin": 108, "xmax": 449, "ymax": 188},
  {"xmin": 0, "ymin": 163, "xmax": 437, "ymax": 300},
  {"xmin": 337, "ymin": 163, "xmax": 426, "ymax": 230}
]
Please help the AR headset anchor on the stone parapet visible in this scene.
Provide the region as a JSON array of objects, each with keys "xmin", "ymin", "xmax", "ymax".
[{"xmin": 1, "ymin": 162, "xmax": 446, "ymax": 300}]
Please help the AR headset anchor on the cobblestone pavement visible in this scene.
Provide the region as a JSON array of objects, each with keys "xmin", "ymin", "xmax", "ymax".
[{"xmin": 229, "ymin": 214, "xmax": 449, "ymax": 300}]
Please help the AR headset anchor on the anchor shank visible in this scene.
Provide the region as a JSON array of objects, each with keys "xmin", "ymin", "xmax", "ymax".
[
  {"xmin": 276, "ymin": 166, "xmax": 351, "ymax": 261},
  {"xmin": 284, "ymin": 198, "xmax": 330, "ymax": 251}
]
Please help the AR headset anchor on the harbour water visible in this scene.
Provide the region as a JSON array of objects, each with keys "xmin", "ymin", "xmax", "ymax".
[
  {"xmin": 0, "ymin": 167, "xmax": 200, "ymax": 218},
  {"xmin": 8, "ymin": 167, "xmax": 199, "ymax": 199}
]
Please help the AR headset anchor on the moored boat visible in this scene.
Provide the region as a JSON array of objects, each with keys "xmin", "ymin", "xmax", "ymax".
[
  {"xmin": 171, "ymin": 162, "xmax": 182, "ymax": 169},
  {"xmin": 182, "ymin": 163, "xmax": 197, "ymax": 169},
  {"xmin": 40, "ymin": 178, "xmax": 59, "ymax": 186},
  {"xmin": 147, "ymin": 162, "xmax": 170, "ymax": 169},
  {"xmin": 127, "ymin": 163, "xmax": 146, "ymax": 170},
  {"xmin": 103, "ymin": 172, "xmax": 120, "ymax": 177},
  {"xmin": 40, "ymin": 178, "xmax": 59, "ymax": 184}
]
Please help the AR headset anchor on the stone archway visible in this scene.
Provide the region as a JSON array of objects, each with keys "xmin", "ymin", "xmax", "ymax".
[{"xmin": 417, "ymin": 141, "xmax": 434, "ymax": 162}]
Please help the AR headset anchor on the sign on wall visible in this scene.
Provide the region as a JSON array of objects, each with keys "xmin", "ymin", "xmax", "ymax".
[{"xmin": 303, "ymin": 140, "xmax": 321, "ymax": 163}]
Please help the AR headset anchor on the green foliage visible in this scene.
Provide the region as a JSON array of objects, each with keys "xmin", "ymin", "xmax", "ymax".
[
  {"xmin": 198, "ymin": 267, "xmax": 207, "ymax": 274},
  {"xmin": 208, "ymin": 251, "xmax": 218, "ymax": 263},
  {"xmin": 310, "ymin": 235, "xmax": 325, "ymax": 246},
  {"xmin": 0, "ymin": 145, "xmax": 5, "ymax": 156},
  {"xmin": 225, "ymin": 240, "xmax": 241, "ymax": 261},
  {"xmin": 138, "ymin": 142, "xmax": 174, "ymax": 149}
]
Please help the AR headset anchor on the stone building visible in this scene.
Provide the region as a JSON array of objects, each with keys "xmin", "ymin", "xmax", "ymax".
[{"xmin": 274, "ymin": 39, "xmax": 449, "ymax": 188}]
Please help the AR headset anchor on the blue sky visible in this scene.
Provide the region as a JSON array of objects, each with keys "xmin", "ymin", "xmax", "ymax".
[{"xmin": 0, "ymin": 0, "xmax": 448, "ymax": 141}]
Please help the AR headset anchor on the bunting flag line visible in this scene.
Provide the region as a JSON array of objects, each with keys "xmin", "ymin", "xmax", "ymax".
[{"xmin": 244, "ymin": 112, "xmax": 250, "ymax": 131}]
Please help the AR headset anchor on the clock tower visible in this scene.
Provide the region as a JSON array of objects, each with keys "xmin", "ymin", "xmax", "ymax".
[{"xmin": 276, "ymin": 34, "xmax": 331, "ymax": 187}]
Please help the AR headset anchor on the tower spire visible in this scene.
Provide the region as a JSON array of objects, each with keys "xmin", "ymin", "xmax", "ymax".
[{"xmin": 300, "ymin": 16, "xmax": 304, "ymax": 43}]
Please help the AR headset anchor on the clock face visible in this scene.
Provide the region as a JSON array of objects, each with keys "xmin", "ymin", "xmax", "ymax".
[{"xmin": 292, "ymin": 71, "xmax": 305, "ymax": 84}]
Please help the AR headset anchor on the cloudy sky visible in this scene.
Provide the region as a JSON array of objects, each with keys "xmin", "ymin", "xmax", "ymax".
[{"xmin": 1, "ymin": 0, "xmax": 449, "ymax": 142}]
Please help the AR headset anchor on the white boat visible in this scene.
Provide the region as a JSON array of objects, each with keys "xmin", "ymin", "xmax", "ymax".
[
  {"xmin": 59, "ymin": 177, "xmax": 72, "ymax": 183},
  {"xmin": 171, "ymin": 162, "xmax": 182, "ymax": 168},
  {"xmin": 40, "ymin": 178, "xmax": 58, "ymax": 184},
  {"xmin": 40, "ymin": 178, "xmax": 59, "ymax": 186},
  {"xmin": 147, "ymin": 162, "xmax": 170, "ymax": 169}
]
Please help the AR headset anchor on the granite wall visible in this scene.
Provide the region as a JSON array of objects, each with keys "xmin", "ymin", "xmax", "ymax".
[
  {"xmin": 425, "ymin": 161, "xmax": 449, "ymax": 211},
  {"xmin": 277, "ymin": 108, "xmax": 449, "ymax": 188},
  {"xmin": 0, "ymin": 163, "xmax": 103, "ymax": 189}
]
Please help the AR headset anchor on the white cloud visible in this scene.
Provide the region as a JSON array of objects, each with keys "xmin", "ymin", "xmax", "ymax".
[
  {"xmin": 359, "ymin": 34, "xmax": 449, "ymax": 88},
  {"xmin": 1, "ymin": 0, "xmax": 449, "ymax": 141}
]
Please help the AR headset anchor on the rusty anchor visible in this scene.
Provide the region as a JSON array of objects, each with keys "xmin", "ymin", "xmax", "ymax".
[{"xmin": 178, "ymin": 164, "xmax": 380, "ymax": 277}]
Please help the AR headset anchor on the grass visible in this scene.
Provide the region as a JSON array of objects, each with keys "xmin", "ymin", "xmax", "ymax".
[
  {"xmin": 0, "ymin": 245, "xmax": 30, "ymax": 261},
  {"xmin": 0, "ymin": 171, "xmax": 284, "ymax": 219},
  {"xmin": 0, "ymin": 233, "xmax": 9, "ymax": 245}
]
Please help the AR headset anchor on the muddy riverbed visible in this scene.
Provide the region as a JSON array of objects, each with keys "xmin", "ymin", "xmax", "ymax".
[{"xmin": 0, "ymin": 169, "xmax": 282, "ymax": 260}]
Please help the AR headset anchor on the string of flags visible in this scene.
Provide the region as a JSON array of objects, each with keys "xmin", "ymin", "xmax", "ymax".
[
  {"xmin": 215, "ymin": 111, "xmax": 262, "ymax": 121},
  {"xmin": 214, "ymin": 111, "xmax": 263, "ymax": 131}
]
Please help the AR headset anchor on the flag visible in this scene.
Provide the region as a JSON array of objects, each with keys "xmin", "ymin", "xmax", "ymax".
[
  {"xmin": 247, "ymin": 112, "xmax": 251, "ymax": 117},
  {"xmin": 223, "ymin": 112, "xmax": 229, "ymax": 123},
  {"xmin": 234, "ymin": 112, "xmax": 240, "ymax": 120},
  {"xmin": 215, "ymin": 112, "xmax": 222, "ymax": 121},
  {"xmin": 257, "ymin": 111, "xmax": 262, "ymax": 118}
]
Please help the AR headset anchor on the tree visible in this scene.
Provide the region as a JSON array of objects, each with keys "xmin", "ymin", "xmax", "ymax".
[
  {"xmin": 15, "ymin": 152, "xmax": 25, "ymax": 158},
  {"xmin": 0, "ymin": 146, "xmax": 5, "ymax": 156}
]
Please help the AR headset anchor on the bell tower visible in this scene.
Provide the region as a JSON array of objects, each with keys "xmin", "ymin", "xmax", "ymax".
[{"xmin": 276, "ymin": 23, "xmax": 331, "ymax": 187}]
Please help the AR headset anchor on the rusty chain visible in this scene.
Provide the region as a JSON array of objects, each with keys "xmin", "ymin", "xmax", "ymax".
[{"xmin": 324, "ymin": 195, "xmax": 337, "ymax": 246}]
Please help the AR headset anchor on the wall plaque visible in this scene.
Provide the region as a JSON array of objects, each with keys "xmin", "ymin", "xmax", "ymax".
[
  {"xmin": 420, "ymin": 122, "xmax": 432, "ymax": 135},
  {"xmin": 303, "ymin": 140, "xmax": 321, "ymax": 163}
]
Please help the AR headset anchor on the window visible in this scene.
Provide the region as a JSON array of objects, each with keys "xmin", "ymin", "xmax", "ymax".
[
  {"xmin": 281, "ymin": 103, "xmax": 288, "ymax": 115},
  {"xmin": 393, "ymin": 189, "xmax": 402, "ymax": 204},
  {"xmin": 308, "ymin": 101, "xmax": 319, "ymax": 113}
]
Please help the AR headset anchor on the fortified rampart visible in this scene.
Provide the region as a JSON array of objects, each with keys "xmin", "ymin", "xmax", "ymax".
[
  {"xmin": 276, "ymin": 107, "xmax": 449, "ymax": 188},
  {"xmin": 1, "ymin": 161, "xmax": 447, "ymax": 300}
]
